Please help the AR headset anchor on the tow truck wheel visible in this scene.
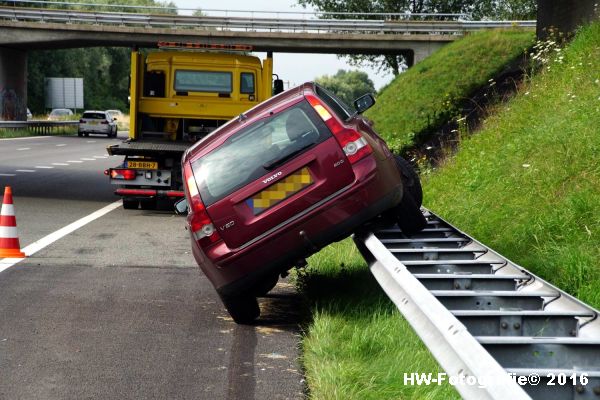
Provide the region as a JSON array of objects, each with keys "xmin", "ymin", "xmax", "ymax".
[
  {"xmin": 219, "ymin": 293, "xmax": 260, "ymax": 324},
  {"xmin": 140, "ymin": 198, "xmax": 157, "ymax": 210},
  {"xmin": 123, "ymin": 199, "xmax": 139, "ymax": 210}
]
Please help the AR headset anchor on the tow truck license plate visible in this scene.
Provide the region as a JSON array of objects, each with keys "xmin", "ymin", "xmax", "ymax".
[{"xmin": 127, "ymin": 161, "xmax": 158, "ymax": 169}]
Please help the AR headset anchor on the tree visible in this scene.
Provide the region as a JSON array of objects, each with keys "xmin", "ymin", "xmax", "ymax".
[
  {"xmin": 315, "ymin": 69, "xmax": 375, "ymax": 106},
  {"xmin": 297, "ymin": 0, "xmax": 536, "ymax": 75}
]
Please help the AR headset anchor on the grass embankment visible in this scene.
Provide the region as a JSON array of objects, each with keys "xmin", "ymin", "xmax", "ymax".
[
  {"xmin": 425, "ymin": 22, "xmax": 600, "ymax": 307},
  {"xmin": 298, "ymin": 26, "xmax": 600, "ymax": 399},
  {"xmin": 365, "ymin": 28, "xmax": 534, "ymax": 153}
]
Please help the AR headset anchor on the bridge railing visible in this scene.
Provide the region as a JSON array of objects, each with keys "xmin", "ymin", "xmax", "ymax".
[
  {"xmin": 2, "ymin": 0, "xmax": 468, "ymax": 21},
  {"xmin": 0, "ymin": 5, "xmax": 535, "ymax": 35}
]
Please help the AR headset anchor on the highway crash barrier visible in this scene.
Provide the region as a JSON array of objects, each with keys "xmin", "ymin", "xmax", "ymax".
[{"xmin": 0, "ymin": 186, "xmax": 26, "ymax": 258}]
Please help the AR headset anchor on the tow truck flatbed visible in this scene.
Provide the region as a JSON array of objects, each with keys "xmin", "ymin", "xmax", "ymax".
[{"xmin": 107, "ymin": 140, "xmax": 191, "ymax": 156}]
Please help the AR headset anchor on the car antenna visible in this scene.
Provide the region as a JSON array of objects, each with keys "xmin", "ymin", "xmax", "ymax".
[{"xmin": 238, "ymin": 113, "xmax": 248, "ymax": 122}]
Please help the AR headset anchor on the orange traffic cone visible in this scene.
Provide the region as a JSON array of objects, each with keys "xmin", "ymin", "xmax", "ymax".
[{"xmin": 0, "ymin": 186, "xmax": 26, "ymax": 258}]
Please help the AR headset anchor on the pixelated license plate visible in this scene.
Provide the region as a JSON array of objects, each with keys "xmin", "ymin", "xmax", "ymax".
[{"xmin": 246, "ymin": 167, "xmax": 313, "ymax": 215}]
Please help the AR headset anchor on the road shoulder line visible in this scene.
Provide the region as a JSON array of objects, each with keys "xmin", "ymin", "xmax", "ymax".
[{"xmin": 0, "ymin": 200, "xmax": 122, "ymax": 274}]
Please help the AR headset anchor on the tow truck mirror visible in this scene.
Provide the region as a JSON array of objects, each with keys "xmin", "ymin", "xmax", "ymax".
[
  {"xmin": 174, "ymin": 198, "xmax": 188, "ymax": 215},
  {"xmin": 273, "ymin": 79, "xmax": 284, "ymax": 95},
  {"xmin": 353, "ymin": 94, "xmax": 376, "ymax": 114}
]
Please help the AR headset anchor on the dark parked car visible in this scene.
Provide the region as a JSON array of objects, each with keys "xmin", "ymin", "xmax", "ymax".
[{"xmin": 181, "ymin": 82, "xmax": 425, "ymax": 323}]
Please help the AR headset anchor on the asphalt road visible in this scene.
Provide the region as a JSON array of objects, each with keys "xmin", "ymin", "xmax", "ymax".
[{"xmin": 0, "ymin": 134, "xmax": 305, "ymax": 400}]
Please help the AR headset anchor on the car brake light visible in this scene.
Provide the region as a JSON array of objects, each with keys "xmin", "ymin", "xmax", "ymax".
[
  {"xmin": 79, "ymin": 119, "xmax": 85, "ymax": 123},
  {"xmin": 183, "ymin": 162, "xmax": 221, "ymax": 247},
  {"xmin": 101, "ymin": 120, "xmax": 109, "ymax": 125},
  {"xmin": 108, "ymin": 168, "xmax": 136, "ymax": 180},
  {"xmin": 305, "ymin": 94, "xmax": 373, "ymax": 164}
]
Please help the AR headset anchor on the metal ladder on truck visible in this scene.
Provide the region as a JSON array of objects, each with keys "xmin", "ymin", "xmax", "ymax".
[{"xmin": 354, "ymin": 209, "xmax": 600, "ymax": 400}]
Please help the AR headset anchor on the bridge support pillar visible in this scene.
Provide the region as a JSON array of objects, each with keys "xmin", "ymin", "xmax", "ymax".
[
  {"xmin": 0, "ymin": 47, "xmax": 27, "ymax": 121},
  {"xmin": 413, "ymin": 42, "xmax": 447, "ymax": 65},
  {"xmin": 537, "ymin": 0, "xmax": 599, "ymax": 39}
]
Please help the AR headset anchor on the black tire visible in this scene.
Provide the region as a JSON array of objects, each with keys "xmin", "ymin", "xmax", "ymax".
[
  {"xmin": 395, "ymin": 155, "xmax": 423, "ymax": 207},
  {"xmin": 140, "ymin": 198, "xmax": 157, "ymax": 210},
  {"xmin": 251, "ymin": 274, "xmax": 279, "ymax": 297},
  {"xmin": 78, "ymin": 131, "xmax": 83, "ymax": 137},
  {"xmin": 123, "ymin": 199, "xmax": 139, "ymax": 210},
  {"xmin": 394, "ymin": 191, "xmax": 427, "ymax": 234},
  {"xmin": 220, "ymin": 294, "xmax": 260, "ymax": 324}
]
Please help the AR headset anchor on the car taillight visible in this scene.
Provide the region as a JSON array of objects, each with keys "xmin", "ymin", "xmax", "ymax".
[
  {"xmin": 101, "ymin": 120, "xmax": 109, "ymax": 125},
  {"xmin": 183, "ymin": 162, "xmax": 221, "ymax": 247},
  {"xmin": 79, "ymin": 119, "xmax": 85, "ymax": 123},
  {"xmin": 306, "ymin": 94, "xmax": 373, "ymax": 164},
  {"xmin": 108, "ymin": 168, "xmax": 136, "ymax": 180}
]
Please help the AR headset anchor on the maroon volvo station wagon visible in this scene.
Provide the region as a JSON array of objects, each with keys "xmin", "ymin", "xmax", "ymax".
[{"xmin": 180, "ymin": 82, "xmax": 425, "ymax": 323}]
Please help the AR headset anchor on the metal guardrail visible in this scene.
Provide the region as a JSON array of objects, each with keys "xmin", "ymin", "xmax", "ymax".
[
  {"xmin": 0, "ymin": 120, "xmax": 78, "ymax": 135},
  {"xmin": 354, "ymin": 209, "xmax": 600, "ymax": 400},
  {"xmin": 0, "ymin": 6, "xmax": 536, "ymax": 35},
  {"xmin": 1, "ymin": 0, "xmax": 469, "ymax": 20}
]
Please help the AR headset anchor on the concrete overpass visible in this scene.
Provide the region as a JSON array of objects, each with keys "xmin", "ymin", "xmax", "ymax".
[{"xmin": 0, "ymin": 5, "xmax": 534, "ymax": 120}]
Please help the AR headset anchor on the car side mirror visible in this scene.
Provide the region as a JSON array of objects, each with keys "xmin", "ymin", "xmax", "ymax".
[
  {"xmin": 353, "ymin": 94, "xmax": 376, "ymax": 114},
  {"xmin": 174, "ymin": 198, "xmax": 188, "ymax": 215}
]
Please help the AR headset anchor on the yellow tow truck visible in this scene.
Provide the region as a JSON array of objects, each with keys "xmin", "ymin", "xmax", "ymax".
[{"xmin": 105, "ymin": 43, "xmax": 283, "ymax": 209}]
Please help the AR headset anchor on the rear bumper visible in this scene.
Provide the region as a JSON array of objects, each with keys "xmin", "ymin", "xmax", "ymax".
[
  {"xmin": 115, "ymin": 188, "xmax": 184, "ymax": 199},
  {"xmin": 79, "ymin": 126, "xmax": 112, "ymax": 134},
  {"xmin": 189, "ymin": 154, "xmax": 403, "ymax": 295}
]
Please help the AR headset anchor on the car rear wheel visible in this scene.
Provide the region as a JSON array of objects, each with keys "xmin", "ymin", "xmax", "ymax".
[
  {"xmin": 394, "ymin": 191, "xmax": 427, "ymax": 234},
  {"xmin": 251, "ymin": 273, "xmax": 279, "ymax": 297},
  {"xmin": 395, "ymin": 155, "xmax": 423, "ymax": 207},
  {"xmin": 220, "ymin": 293, "xmax": 260, "ymax": 324}
]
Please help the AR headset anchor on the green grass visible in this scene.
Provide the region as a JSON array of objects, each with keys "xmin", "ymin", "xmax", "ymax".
[
  {"xmin": 366, "ymin": 28, "xmax": 534, "ymax": 153},
  {"xmin": 299, "ymin": 240, "xmax": 459, "ymax": 400},
  {"xmin": 424, "ymin": 22, "xmax": 600, "ymax": 308},
  {"xmin": 299, "ymin": 22, "xmax": 600, "ymax": 400}
]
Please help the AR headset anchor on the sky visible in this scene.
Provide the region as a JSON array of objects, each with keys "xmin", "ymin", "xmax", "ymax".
[{"xmin": 169, "ymin": 0, "xmax": 394, "ymax": 90}]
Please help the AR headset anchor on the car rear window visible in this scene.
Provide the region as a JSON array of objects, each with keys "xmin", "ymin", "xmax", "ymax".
[
  {"xmin": 82, "ymin": 112, "xmax": 106, "ymax": 120},
  {"xmin": 192, "ymin": 100, "xmax": 332, "ymax": 206}
]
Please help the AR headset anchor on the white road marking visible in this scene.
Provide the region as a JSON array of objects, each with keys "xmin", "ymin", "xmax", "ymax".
[
  {"xmin": 35, "ymin": 166, "xmax": 54, "ymax": 169},
  {"xmin": 52, "ymin": 163, "xmax": 69, "ymax": 166},
  {"xmin": 0, "ymin": 173, "xmax": 16, "ymax": 177},
  {"xmin": 81, "ymin": 158, "xmax": 96, "ymax": 161},
  {"xmin": 15, "ymin": 169, "xmax": 35, "ymax": 173},
  {"xmin": 67, "ymin": 160, "xmax": 83, "ymax": 163},
  {"xmin": 17, "ymin": 148, "xmax": 30, "ymax": 151},
  {"xmin": 0, "ymin": 200, "xmax": 122, "ymax": 273},
  {"xmin": 55, "ymin": 144, "xmax": 67, "ymax": 147},
  {"xmin": 86, "ymin": 141, "xmax": 96, "ymax": 143},
  {"xmin": 94, "ymin": 155, "xmax": 107, "ymax": 159}
]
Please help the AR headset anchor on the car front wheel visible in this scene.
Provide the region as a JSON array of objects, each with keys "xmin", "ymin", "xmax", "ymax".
[
  {"xmin": 393, "ymin": 191, "xmax": 427, "ymax": 234},
  {"xmin": 395, "ymin": 155, "xmax": 423, "ymax": 207}
]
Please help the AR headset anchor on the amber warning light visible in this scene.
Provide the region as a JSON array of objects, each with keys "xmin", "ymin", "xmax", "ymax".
[{"xmin": 157, "ymin": 42, "xmax": 253, "ymax": 51}]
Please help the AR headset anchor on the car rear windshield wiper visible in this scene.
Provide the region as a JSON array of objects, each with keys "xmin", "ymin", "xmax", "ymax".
[{"xmin": 262, "ymin": 142, "xmax": 315, "ymax": 170}]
